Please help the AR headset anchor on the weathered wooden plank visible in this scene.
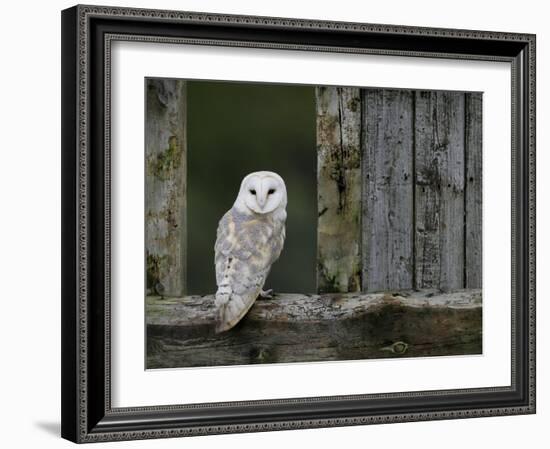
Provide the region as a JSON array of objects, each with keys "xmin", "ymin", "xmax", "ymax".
[
  {"xmin": 465, "ymin": 93, "xmax": 483, "ymax": 288},
  {"xmin": 414, "ymin": 91, "xmax": 465, "ymax": 291},
  {"xmin": 145, "ymin": 79, "xmax": 187, "ymax": 297},
  {"xmin": 362, "ymin": 89, "xmax": 414, "ymax": 292},
  {"xmin": 146, "ymin": 289, "xmax": 482, "ymax": 368},
  {"xmin": 316, "ymin": 86, "xmax": 362, "ymax": 293}
]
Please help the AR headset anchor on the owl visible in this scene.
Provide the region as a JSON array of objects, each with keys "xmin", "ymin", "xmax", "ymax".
[{"xmin": 214, "ymin": 171, "xmax": 287, "ymax": 333}]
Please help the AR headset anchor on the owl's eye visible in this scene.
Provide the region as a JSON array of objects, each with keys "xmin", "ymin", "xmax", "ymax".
[
  {"xmin": 268, "ymin": 189, "xmax": 276, "ymax": 195},
  {"xmin": 249, "ymin": 189, "xmax": 256, "ymax": 195}
]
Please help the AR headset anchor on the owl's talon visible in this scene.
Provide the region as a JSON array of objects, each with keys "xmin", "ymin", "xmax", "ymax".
[{"xmin": 259, "ymin": 289, "xmax": 273, "ymax": 299}]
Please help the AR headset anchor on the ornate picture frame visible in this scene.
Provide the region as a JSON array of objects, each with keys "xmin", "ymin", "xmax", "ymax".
[{"xmin": 61, "ymin": 4, "xmax": 536, "ymax": 443}]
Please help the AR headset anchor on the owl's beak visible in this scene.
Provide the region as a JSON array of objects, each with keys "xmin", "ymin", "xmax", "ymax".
[{"xmin": 257, "ymin": 193, "xmax": 267, "ymax": 208}]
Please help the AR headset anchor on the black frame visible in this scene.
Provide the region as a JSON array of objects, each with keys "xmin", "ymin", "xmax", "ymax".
[{"xmin": 61, "ymin": 4, "xmax": 536, "ymax": 443}]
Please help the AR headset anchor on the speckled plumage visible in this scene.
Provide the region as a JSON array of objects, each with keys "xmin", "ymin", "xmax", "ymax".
[{"xmin": 214, "ymin": 172, "xmax": 287, "ymax": 332}]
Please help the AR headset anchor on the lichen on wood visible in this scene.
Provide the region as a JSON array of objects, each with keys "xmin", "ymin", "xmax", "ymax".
[
  {"xmin": 316, "ymin": 86, "xmax": 362, "ymax": 293},
  {"xmin": 145, "ymin": 79, "xmax": 187, "ymax": 297}
]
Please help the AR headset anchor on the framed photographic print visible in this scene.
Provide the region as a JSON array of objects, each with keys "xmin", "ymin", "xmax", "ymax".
[{"xmin": 61, "ymin": 4, "xmax": 536, "ymax": 443}]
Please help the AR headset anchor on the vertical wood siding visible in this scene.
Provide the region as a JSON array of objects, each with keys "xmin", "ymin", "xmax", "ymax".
[
  {"xmin": 316, "ymin": 87, "xmax": 482, "ymax": 293},
  {"xmin": 362, "ymin": 89, "xmax": 414, "ymax": 291},
  {"xmin": 464, "ymin": 93, "xmax": 483, "ymax": 288},
  {"xmin": 414, "ymin": 91, "xmax": 465, "ymax": 291},
  {"xmin": 316, "ymin": 87, "xmax": 362, "ymax": 293},
  {"xmin": 145, "ymin": 79, "xmax": 187, "ymax": 297}
]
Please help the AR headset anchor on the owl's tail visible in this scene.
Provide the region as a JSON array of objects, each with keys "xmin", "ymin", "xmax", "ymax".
[{"xmin": 215, "ymin": 285, "xmax": 258, "ymax": 333}]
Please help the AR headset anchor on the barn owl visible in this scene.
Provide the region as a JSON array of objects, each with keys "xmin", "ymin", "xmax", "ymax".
[{"xmin": 214, "ymin": 171, "xmax": 287, "ymax": 333}]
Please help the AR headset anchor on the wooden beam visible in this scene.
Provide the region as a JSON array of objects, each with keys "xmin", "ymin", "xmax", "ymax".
[
  {"xmin": 145, "ymin": 78, "xmax": 187, "ymax": 297},
  {"xmin": 147, "ymin": 289, "xmax": 482, "ymax": 368},
  {"xmin": 316, "ymin": 86, "xmax": 362, "ymax": 293}
]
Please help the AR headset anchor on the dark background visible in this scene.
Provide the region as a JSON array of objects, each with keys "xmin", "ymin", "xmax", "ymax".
[{"xmin": 186, "ymin": 80, "xmax": 317, "ymax": 295}]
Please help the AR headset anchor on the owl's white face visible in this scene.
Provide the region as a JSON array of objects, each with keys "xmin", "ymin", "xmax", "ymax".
[{"xmin": 235, "ymin": 171, "xmax": 287, "ymax": 215}]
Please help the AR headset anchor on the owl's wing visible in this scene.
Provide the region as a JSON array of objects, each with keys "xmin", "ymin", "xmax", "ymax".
[
  {"xmin": 270, "ymin": 220, "xmax": 285, "ymax": 265},
  {"xmin": 214, "ymin": 210, "xmax": 275, "ymax": 333}
]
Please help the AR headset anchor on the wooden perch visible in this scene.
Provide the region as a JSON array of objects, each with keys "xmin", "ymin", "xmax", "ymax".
[{"xmin": 146, "ymin": 289, "xmax": 482, "ymax": 368}]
